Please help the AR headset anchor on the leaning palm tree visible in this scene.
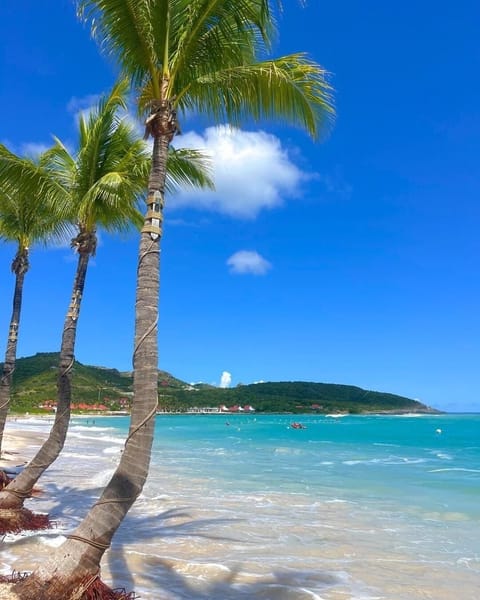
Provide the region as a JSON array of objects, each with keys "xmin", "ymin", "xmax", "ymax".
[
  {"xmin": 6, "ymin": 1, "xmax": 334, "ymax": 597},
  {"xmin": 0, "ymin": 148, "xmax": 70, "ymax": 458},
  {"xmin": 0, "ymin": 80, "xmax": 211, "ymax": 525},
  {"xmin": 0, "ymin": 80, "xmax": 149, "ymax": 530}
]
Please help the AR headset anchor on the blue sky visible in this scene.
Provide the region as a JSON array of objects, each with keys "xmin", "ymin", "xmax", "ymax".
[{"xmin": 1, "ymin": 1, "xmax": 479, "ymax": 412}]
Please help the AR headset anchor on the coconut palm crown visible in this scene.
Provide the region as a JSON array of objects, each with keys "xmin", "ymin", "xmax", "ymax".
[{"xmin": 78, "ymin": 0, "xmax": 334, "ymax": 136}]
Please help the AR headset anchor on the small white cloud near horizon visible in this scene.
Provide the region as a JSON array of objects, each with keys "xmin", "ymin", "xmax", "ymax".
[
  {"xmin": 227, "ymin": 250, "xmax": 271, "ymax": 275},
  {"xmin": 219, "ymin": 371, "xmax": 232, "ymax": 388},
  {"xmin": 171, "ymin": 125, "xmax": 305, "ymax": 219}
]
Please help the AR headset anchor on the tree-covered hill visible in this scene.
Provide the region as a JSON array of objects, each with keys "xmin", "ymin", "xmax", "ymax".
[
  {"xmin": 3, "ymin": 352, "xmax": 437, "ymax": 414},
  {"xmin": 6, "ymin": 352, "xmax": 183, "ymax": 412},
  {"xmin": 165, "ymin": 380, "xmax": 436, "ymax": 414}
]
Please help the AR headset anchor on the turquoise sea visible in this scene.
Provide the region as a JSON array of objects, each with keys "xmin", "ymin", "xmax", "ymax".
[{"xmin": 3, "ymin": 413, "xmax": 480, "ymax": 599}]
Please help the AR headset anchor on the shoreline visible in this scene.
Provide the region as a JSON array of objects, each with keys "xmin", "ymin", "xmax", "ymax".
[
  {"xmin": 0, "ymin": 425, "xmax": 47, "ymax": 470},
  {"xmin": 6, "ymin": 406, "xmax": 446, "ymax": 418}
]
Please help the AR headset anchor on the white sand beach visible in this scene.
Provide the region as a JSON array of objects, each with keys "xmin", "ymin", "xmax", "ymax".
[{"xmin": 1, "ymin": 422, "xmax": 46, "ymax": 472}]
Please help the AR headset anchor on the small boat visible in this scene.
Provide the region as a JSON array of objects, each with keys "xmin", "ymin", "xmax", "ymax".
[{"xmin": 290, "ymin": 422, "xmax": 306, "ymax": 430}]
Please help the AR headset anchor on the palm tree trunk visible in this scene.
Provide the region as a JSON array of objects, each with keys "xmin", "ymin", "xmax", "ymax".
[
  {"xmin": 12, "ymin": 120, "xmax": 172, "ymax": 597},
  {"xmin": 0, "ymin": 248, "xmax": 28, "ymax": 456},
  {"xmin": 0, "ymin": 238, "xmax": 92, "ymax": 510}
]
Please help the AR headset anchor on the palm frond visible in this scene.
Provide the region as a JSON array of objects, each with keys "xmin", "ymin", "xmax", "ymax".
[
  {"xmin": 180, "ymin": 54, "xmax": 335, "ymax": 139},
  {"xmin": 41, "ymin": 138, "xmax": 77, "ymax": 197},
  {"xmin": 78, "ymin": 1, "xmax": 335, "ymax": 142},
  {"xmin": 78, "ymin": 171, "xmax": 145, "ymax": 232},
  {"xmin": 0, "ymin": 145, "xmax": 72, "ymax": 247},
  {"xmin": 169, "ymin": 0, "xmax": 276, "ymax": 88},
  {"xmin": 77, "ymin": 0, "xmax": 165, "ymax": 91},
  {"xmin": 44, "ymin": 82, "xmax": 147, "ymax": 235},
  {"xmin": 71, "ymin": 83, "xmax": 131, "ymax": 198},
  {"xmin": 166, "ymin": 147, "xmax": 214, "ymax": 194}
]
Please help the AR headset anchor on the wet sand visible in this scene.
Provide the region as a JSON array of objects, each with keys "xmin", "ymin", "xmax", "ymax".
[{"xmin": 1, "ymin": 422, "xmax": 47, "ymax": 470}]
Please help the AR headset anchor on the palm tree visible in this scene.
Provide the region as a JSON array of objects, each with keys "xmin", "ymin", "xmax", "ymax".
[
  {"xmin": 0, "ymin": 148, "xmax": 70, "ymax": 458},
  {"xmin": 8, "ymin": 1, "xmax": 334, "ymax": 596},
  {"xmin": 0, "ymin": 80, "xmax": 211, "ymax": 523},
  {"xmin": 0, "ymin": 80, "xmax": 149, "ymax": 518}
]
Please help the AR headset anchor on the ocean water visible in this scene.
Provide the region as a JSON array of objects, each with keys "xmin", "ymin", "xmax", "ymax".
[{"xmin": 2, "ymin": 413, "xmax": 479, "ymax": 599}]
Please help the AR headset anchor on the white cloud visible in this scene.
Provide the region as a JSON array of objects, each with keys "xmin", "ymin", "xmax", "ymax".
[
  {"xmin": 219, "ymin": 371, "xmax": 232, "ymax": 388},
  {"xmin": 170, "ymin": 125, "xmax": 305, "ymax": 218},
  {"xmin": 227, "ymin": 250, "xmax": 271, "ymax": 275}
]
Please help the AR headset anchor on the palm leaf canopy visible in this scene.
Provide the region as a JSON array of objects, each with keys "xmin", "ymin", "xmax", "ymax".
[
  {"xmin": 1, "ymin": 81, "xmax": 212, "ymax": 248},
  {"xmin": 42, "ymin": 79, "xmax": 212, "ymax": 234},
  {"xmin": 0, "ymin": 146, "xmax": 72, "ymax": 251},
  {"xmin": 77, "ymin": 0, "xmax": 334, "ymax": 139},
  {"xmin": 42, "ymin": 79, "xmax": 150, "ymax": 234},
  {"xmin": 166, "ymin": 147, "xmax": 213, "ymax": 194}
]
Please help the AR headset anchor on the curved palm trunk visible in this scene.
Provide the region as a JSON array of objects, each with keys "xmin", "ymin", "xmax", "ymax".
[
  {"xmin": 0, "ymin": 231, "xmax": 94, "ymax": 510},
  {"xmin": 12, "ymin": 106, "xmax": 174, "ymax": 598},
  {"xmin": 0, "ymin": 248, "xmax": 29, "ymax": 456}
]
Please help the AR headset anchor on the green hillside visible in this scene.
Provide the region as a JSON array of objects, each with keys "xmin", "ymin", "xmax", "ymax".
[
  {"xmin": 3, "ymin": 352, "xmax": 437, "ymax": 414},
  {"xmin": 163, "ymin": 380, "xmax": 434, "ymax": 414},
  {"xmin": 7, "ymin": 352, "xmax": 183, "ymax": 412}
]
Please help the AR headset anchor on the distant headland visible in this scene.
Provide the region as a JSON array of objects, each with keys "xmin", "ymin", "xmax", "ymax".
[{"xmin": 5, "ymin": 352, "xmax": 440, "ymax": 415}]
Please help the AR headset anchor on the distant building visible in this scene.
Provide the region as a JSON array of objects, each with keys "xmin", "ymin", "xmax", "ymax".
[{"xmin": 223, "ymin": 405, "xmax": 254, "ymax": 413}]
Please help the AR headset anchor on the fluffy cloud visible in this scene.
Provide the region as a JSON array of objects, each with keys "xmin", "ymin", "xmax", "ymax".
[
  {"xmin": 219, "ymin": 371, "xmax": 232, "ymax": 388},
  {"xmin": 227, "ymin": 250, "xmax": 271, "ymax": 275},
  {"xmin": 170, "ymin": 125, "xmax": 305, "ymax": 218}
]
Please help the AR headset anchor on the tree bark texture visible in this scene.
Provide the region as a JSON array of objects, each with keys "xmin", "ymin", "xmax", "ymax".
[
  {"xmin": 0, "ymin": 248, "xmax": 91, "ymax": 510},
  {"xmin": 0, "ymin": 248, "xmax": 28, "ymax": 456}
]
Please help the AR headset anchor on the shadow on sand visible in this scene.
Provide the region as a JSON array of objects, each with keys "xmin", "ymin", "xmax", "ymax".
[{"xmin": 7, "ymin": 479, "xmax": 345, "ymax": 599}]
